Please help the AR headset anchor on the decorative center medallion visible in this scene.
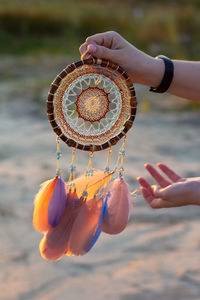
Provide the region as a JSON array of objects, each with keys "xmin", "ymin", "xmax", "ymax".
[
  {"xmin": 76, "ymin": 88, "xmax": 109, "ymax": 122},
  {"xmin": 61, "ymin": 73, "xmax": 122, "ymax": 137}
]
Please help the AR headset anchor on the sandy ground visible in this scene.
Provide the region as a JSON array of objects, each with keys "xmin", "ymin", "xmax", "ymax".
[{"xmin": 0, "ymin": 57, "xmax": 200, "ymax": 300}]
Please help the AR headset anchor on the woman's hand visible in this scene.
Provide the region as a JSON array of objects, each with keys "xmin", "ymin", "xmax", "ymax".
[
  {"xmin": 79, "ymin": 31, "xmax": 200, "ymax": 101},
  {"xmin": 137, "ymin": 163, "xmax": 200, "ymax": 208},
  {"xmin": 79, "ymin": 31, "xmax": 163, "ymax": 87}
]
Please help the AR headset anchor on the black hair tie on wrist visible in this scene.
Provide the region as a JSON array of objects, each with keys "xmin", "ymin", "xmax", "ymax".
[{"xmin": 150, "ymin": 55, "xmax": 174, "ymax": 93}]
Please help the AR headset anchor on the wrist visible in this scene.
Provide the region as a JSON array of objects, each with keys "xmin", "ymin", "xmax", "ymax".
[
  {"xmin": 133, "ymin": 54, "xmax": 165, "ymax": 87},
  {"xmin": 191, "ymin": 181, "xmax": 200, "ymax": 205}
]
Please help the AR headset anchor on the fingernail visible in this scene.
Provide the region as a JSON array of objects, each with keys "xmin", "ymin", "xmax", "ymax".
[{"xmin": 88, "ymin": 44, "xmax": 97, "ymax": 53}]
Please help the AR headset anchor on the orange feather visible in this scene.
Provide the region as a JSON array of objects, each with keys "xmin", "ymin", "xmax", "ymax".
[
  {"xmin": 33, "ymin": 177, "xmax": 58, "ymax": 233},
  {"xmin": 70, "ymin": 170, "xmax": 113, "ymax": 200}
]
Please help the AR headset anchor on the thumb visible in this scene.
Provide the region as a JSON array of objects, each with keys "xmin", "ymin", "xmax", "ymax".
[
  {"xmin": 86, "ymin": 44, "xmax": 115, "ymax": 61},
  {"xmin": 154, "ymin": 186, "xmax": 167, "ymax": 199}
]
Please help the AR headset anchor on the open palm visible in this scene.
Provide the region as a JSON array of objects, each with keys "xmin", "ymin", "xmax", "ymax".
[{"xmin": 137, "ymin": 163, "xmax": 200, "ymax": 208}]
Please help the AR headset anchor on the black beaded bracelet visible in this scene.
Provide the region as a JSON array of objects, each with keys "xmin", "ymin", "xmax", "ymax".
[{"xmin": 150, "ymin": 55, "xmax": 174, "ymax": 93}]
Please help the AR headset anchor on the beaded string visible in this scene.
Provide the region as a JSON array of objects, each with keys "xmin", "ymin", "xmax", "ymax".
[
  {"xmin": 56, "ymin": 137, "xmax": 62, "ymax": 176},
  {"xmin": 85, "ymin": 152, "xmax": 94, "ymax": 177},
  {"xmin": 116, "ymin": 135, "xmax": 126, "ymax": 177},
  {"xmin": 104, "ymin": 147, "xmax": 111, "ymax": 174},
  {"xmin": 69, "ymin": 148, "xmax": 76, "ymax": 182},
  {"xmin": 67, "ymin": 148, "xmax": 77, "ymax": 192},
  {"xmin": 80, "ymin": 151, "xmax": 94, "ymax": 200}
]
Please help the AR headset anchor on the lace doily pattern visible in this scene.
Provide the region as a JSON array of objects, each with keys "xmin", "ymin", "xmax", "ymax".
[{"xmin": 47, "ymin": 58, "xmax": 137, "ymax": 151}]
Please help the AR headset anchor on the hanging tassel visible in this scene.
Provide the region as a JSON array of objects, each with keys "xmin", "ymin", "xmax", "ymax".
[
  {"xmin": 101, "ymin": 178, "xmax": 131, "ymax": 234},
  {"xmin": 101, "ymin": 135, "xmax": 131, "ymax": 234},
  {"xmin": 48, "ymin": 176, "xmax": 68, "ymax": 228},
  {"xmin": 40, "ymin": 191, "xmax": 83, "ymax": 261},
  {"xmin": 33, "ymin": 177, "xmax": 58, "ymax": 233},
  {"xmin": 33, "ymin": 137, "xmax": 67, "ymax": 232},
  {"xmin": 68, "ymin": 192, "xmax": 108, "ymax": 256}
]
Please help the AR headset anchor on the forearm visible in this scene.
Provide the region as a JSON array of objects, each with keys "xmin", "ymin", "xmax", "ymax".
[
  {"xmin": 167, "ymin": 60, "xmax": 200, "ymax": 102},
  {"xmin": 133, "ymin": 54, "xmax": 200, "ymax": 102}
]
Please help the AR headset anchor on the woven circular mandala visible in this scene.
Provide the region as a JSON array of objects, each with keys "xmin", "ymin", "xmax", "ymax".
[{"xmin": 47, "ymin": 57, "xmax": 137, "ymax": 151}]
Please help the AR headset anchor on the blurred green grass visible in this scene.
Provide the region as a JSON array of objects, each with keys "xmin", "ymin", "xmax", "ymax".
[{"xmin": 0, "ymin": 0, "xmax": 199, "ymax": 59}]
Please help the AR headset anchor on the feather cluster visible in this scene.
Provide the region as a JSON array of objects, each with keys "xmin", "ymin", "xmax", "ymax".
[{"xmin": 33, "ymin": 171, "xmax": 132, "ymax": 260}]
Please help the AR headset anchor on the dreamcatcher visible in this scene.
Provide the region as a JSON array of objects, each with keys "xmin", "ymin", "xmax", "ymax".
[{"xmin": 33, "ymin": 57, "xmax": 137, "ymax": 260}]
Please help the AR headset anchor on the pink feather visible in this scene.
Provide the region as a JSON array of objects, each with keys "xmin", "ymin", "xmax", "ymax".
[{"xmin": 101, "ymin": 178, "xmax": 131, "ymax": 234}]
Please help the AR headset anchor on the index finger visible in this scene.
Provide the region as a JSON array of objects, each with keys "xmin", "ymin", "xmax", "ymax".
[
  {"xmin": 144, "ymin": 164, "xmax": 171, "ymax": 188},
  {"xmin": 80, "ymin": 33, "xmax": 112, "ymax": 58},
  {"xmin": 86, "ymin": 31, "xmax": 118, "ymax": 49},
  {"xmin": 157, "ymin": 163, "xmax": 182, "ymax": 182}
]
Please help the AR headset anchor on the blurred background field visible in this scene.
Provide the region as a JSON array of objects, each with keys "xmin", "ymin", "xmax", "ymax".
[
  {"xmin": 0, "ymin": 0, "xmax": 200, "ymax": 59},
  {"xmin": 0, "ymin": 1, "xmax": 200, "ymax": 300}
]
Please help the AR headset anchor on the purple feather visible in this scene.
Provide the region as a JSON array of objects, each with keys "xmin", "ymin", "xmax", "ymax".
[{"xmin": 48, "ymin": 177, "xmax": 68, "ymax": 228}]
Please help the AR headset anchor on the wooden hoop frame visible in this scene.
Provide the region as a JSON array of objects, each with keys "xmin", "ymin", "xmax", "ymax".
[{"xmin": 47, "ymin": 57, "xmax": 137, "ymax": 152}]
